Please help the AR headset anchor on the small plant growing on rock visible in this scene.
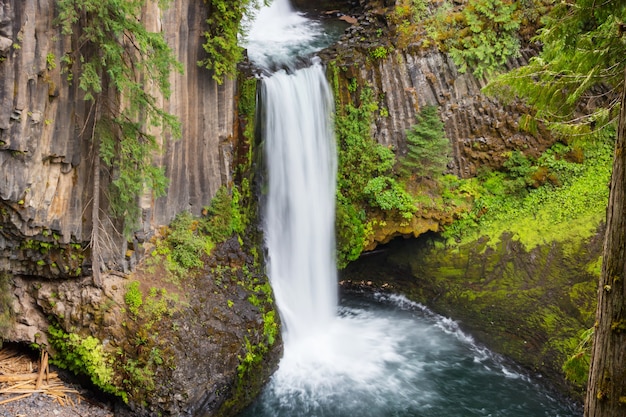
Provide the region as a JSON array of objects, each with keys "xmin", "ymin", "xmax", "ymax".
[
  {"xmin": 48, "ymin": 325, "xmax": 125, "ymax": 401},
  {"xmin": 124, "ymin": 281, "xmax": 143, "ymax": 316}
]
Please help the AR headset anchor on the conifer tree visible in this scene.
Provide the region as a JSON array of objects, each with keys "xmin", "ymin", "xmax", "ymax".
[
  {"xmin": 400, "ymin": 105, "xmax": 451, "ymax": 179},
  {"xmin": 56, "ymin": 0, "xmax": 182, "ymax": 280}
]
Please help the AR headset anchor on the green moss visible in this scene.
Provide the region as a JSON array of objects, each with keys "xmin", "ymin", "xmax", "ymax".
[
  {"xmin": 443, "ymin": 136, "xmax": 612, "ymax": 251},
  {"xmin": 380, "ymin": 229, "xmax": 600, "ymax": 394},
  {"xmin": 0, "ymin": 273, "xmax": 13, "ymax": 345}
]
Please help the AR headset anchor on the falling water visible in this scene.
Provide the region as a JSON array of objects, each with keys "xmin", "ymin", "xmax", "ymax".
[{"xmin": 262, "ymin": 64, "xmax": 338, "ymax": 345}]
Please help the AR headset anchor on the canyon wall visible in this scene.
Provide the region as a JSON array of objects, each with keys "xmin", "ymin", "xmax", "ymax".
[
  {"xmin": 322, "ymin": 0, "xmax": 552, "ymax": 180},
  {"xmin": 0, "ymin": 0, "xmax": 235, "ymax": 277}
]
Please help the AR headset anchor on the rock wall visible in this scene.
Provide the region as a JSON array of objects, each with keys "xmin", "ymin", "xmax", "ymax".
[
  {"xmin": 0, "ymin": 0, "xmax": 235, "ymax": 276},
  {"xmin": 322, "ymin": 0, "xmax": 554, "ymax": 179}
]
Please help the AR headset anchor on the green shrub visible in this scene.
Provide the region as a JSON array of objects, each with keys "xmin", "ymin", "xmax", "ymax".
[
  {"xmin": 370, "ymin": 46, "xmax": 390, "ymax": 60},
  {"xmin": 446, "ymin": 0, "xmax": 521, "ymax": 78},
  {"xmin": 201, "ymin": 186, "xmax": 236, "ymax": 242},
  {"xmin": 199, "ymin": 0, "xmax": 259, "ymax": 84},
  {"xmin": 48, "ymin": 325, "xmax": 125, "ymax": 400},
  {"xmin": 167, "ymin": 211, "xmax": 209, "ymax": 272},
  {"xmin": 562, "ymin": 327, "xmax": 593, "ymax": 387},
  {"xmin": 363, "ymin": 177, "xmax": 415, "ymax": 219},
  {"xmin": 334, "ymin": 86, "xmax": 403, "ymax": 265}
]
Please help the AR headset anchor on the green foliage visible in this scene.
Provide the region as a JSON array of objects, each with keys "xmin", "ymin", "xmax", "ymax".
[
  {"xmin": 369, "ymin": 46, "xmax": 390, "ymax": 60},
  {"xmin": 262, "ymin": 310, "xmax": 277, "ymax": 346},
  {"xmin": 562, "ymin": 327, "xmax": 593, "ymax": 387},
  {"xmin": 147, "ymin": 185, "xmax": 248, "ymax": 280},
  {"xmin": 238, "ymin": 77, "xmax": 258, "ymax": 169},
  {"xmin": 46, "ymin": 53, "xmax": 56, "ymax": 71},
  {"xmin": 442, "ymin": 134, "xmax": 613, "ymax": 248},
  {"xmin": 124, "ymin": 281, "xmax": 143, "ymax": 316},
  {"xmin": 98, "ymin": 117, "xmax": 171, "ymax": 235},
  {"xmin": 199, "ymin": 0, "xmax": 260, "ymax": 84},
  {"xmin": 402, "ymin": 0, "xmax": 550, "ymax": 77},
  {"xmin": 484, "ymin": 0, "xmax": 626, "ymax": 136},
  {"xmin": 151, "ymin": 211, "xmax": 210, "ymax": 280},
  {"xmin": 445, "ymin": 0, "xmax": 522, "ymax": 78},
  {"xmin": 333, "ymin": 85, "xmax": 416, "ymax": 267},
  {"xmin": 401, "ymin": 105, "xmax": 451, "ymax": 178},
  {"xmin": 363, "ymin": 177, "xmax": 415, "ymax": 219},
  {"xmin": 48, "ymin": 325, "xmax": 125, "ymax": 400},
  {"xmin": 168, "ymin": 211, "xmax": 210, "ymax": 270},
  {"xmin": 202, "ymin": 185, "xmax": 246, "ymax": 242},
  {"xmin": 55, "ymin": 0, "xmax": 182, "ymax": 237}
]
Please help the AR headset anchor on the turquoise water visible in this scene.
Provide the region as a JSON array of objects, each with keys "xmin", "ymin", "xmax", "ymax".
[{"xmin": 239, "ymin": 293, "xmax": 581, "ymax": 417}]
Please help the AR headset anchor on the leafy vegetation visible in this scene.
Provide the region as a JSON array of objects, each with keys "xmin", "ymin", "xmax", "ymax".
[
  {"xmin": 333, "ymin": 84, "xmax": 415, "ymax": 267},
  {"xmin": 483, "ymin": 0, "xmax": 625, "ymax": 137},
  {"xmin": 48, "ymin": 325, "xmax": 125, "ymax": 401},
  {"xmin": 482, "ymin": 2, "xmax": 626, "ymax": 412},
  {"xmin": 562, "ymin": 327, "xmax": 593, "ymax": 387},
  {"xmin": 147, "ymin": 185, "xmax": 245, "ymax": 281},
  {"xmin": 0, "ymin": 273, "xmax": 13, "ymax": 345},
  {"xmin": 442, "ymin": 133, "xmax": 613, "ymax": 250},
  {"xmin": 330, "ymin": 67, "xmax": 460, "ymax": 266},
  {"xmin": 390, "ymin": 0, "xmax": 551, "ymax": 77},
  {"xmin": 443, "ymin": 0, "xmax": 522, "ymax": 78},
  {"xmin": 124, "ymin": 281, "xmax": 143, "ymax": 316},
  {"xmin": 55, "ymin": 0, "xmax": 182, "ymax": 237},
  {"xmin": 199, "ymin": 0, "xmax": 260, "ymax": 84}
]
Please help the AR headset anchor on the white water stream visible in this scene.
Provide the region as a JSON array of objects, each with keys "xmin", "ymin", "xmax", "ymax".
[
  {"xmin": 262, "ymin": 64, "xmax": 338, "ymax": 345},
  {"xmin": 241, "ymin": 1, "xmax": 581, "ymax": 416}
]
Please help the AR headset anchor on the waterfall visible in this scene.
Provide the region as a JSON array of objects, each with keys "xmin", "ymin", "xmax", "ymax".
[
  {"xmin": 262, "ymin": 64, "xmax": 338, "ymax": 346},
  {"xmin": 239, "ymin": 2, "xmax": 582, "ymax": 417}
]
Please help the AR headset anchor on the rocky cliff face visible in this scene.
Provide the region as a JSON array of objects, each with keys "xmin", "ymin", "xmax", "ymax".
[
  {"xmin": 319, "ymin": 0, "xmax": 556, "ymax": 250},
  {"xmin": 322, "ymin": 0, "xmax": 553, "ymax": 180},
  {"xmin": 1, "ymin": 1, "xmax": 282, "ymax": 415},
  {"xmin": 0, "ymin": 0, "xmax": 235, "ymax": 277}
]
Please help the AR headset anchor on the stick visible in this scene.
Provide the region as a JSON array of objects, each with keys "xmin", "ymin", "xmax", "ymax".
[
  {"xmin": 35, "ymin": 351, "xmax": 48, "ymax": 389},
  {"xmin": 0, "ymin": 372, "xmax": 58, "ymax": 382},
  {"xmin": 0, "ymin": 393, "xmax": 32, "ymax": 405}
]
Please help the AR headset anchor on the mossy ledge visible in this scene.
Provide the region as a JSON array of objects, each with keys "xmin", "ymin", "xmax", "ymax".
[{"xmin": 341, "ymin": 228, "xmax": 603, "ymax": 400}]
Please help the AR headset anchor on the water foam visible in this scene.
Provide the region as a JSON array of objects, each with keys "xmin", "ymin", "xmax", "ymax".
[{"xmin": 243, "ymin": 0, "xmax": 323, "ymax": 69}]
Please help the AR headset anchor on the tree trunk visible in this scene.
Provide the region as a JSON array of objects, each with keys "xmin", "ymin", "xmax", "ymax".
[
  {"xmin": 584, "ymin": 69, "xmax": 626, "ymax": 416},
  {"xmin": 91, "ymin": 100, "xmax": 102, "ymax": 288}
]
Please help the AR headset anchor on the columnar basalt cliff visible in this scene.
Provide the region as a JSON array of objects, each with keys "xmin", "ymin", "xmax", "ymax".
[
  {"xmin": 0, "ymin": 0, "xmax": 236, "ymax": 277},
  {"xmin": 1, "ymin": 1, "xmax": 281, "ymax": 415},
  {"xmin": 319, "ymin": 0, "xmax": 555, "ymax": 251},
  {"xmin": 323, "ymin": 2, "xmax": 552, "ymax": 180}
]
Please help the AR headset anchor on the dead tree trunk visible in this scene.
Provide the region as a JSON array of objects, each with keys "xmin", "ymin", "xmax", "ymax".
[{"xmin": 91, "ymin": 100, "xmax": 102, "ymax": 288}]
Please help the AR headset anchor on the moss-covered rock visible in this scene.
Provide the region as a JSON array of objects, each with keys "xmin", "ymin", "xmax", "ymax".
[{"xmin": 342, "ymin": 229, "xmax": 602, "ymax": 400}]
